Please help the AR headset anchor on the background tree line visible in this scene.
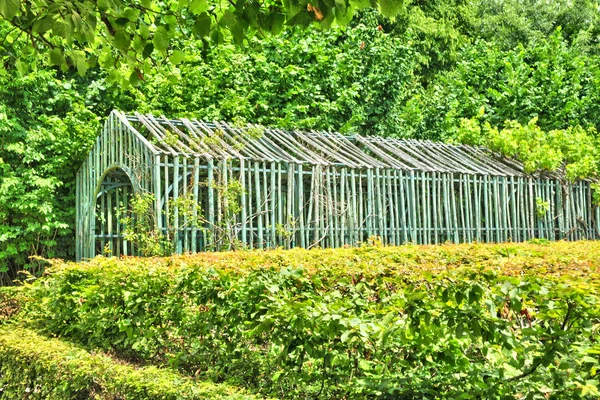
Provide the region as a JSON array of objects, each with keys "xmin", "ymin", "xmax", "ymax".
[{"xmin": 2, "ymin": 0, "xmax": 600, "ymax": 281}]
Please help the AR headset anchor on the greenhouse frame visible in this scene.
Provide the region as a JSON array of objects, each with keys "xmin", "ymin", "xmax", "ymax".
[{"xmin": 75, "ymin": 110, "xmax": 600, "ymax": 259}]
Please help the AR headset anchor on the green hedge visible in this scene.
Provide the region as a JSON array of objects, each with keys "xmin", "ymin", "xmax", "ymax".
[
  {"xmin": 19, "ymin": 242, "xmax": 600, "ymax": 399},
  {"xmin": 0, "ymin": 326, "xmax": 261, "ymax": 400}
]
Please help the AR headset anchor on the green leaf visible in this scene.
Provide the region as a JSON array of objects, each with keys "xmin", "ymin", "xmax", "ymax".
[
  {"xmin": 455, "ymin": 291, "xmax": 465, "ymax": 305},
  {"xmin": 49, "ymin": 48, "xmax": 64, "ymax": 66},
  {"xmin": 124, "ymin": 8, "xmax": 139, "ymax": 21},
  {"xmin": 32, "ymin": 16, "xmax": 55, "ymax": 33},
  {"xmin": 472, "ymin": 320, "xmax": 481, "ymax": 337},
  {"xmin": 15, "ymin": 60, "xmax": 28, "ymax": 76},
  {"xmin": 114, "ymin": 31, "xmax": 131, "ymax": 51},
  {"xmin": 167, "ymin": 74, "xmax": 178, "ymax": 84},
  {"xmin": 350, "ymin": 0, "xmax": 371, "ymax": 8},
  {"xmin": 0, "ymin": 0, "xmax": 19, "ymax": 19},
  {"xmin": 129, "ymin": 69, "xmax": 142, "ymax": 86},
  {"xmin": 382, "ymin": 312, "xmax": 394, "ymax": 326},
  {"xmin": 581, "ymin": 356, "xmax": 599, "ymax": 364},
  {"xmin": 286, "ymin": 10, "xmax": 313, "ymax": 26},
  {"xmin": 266, "ymin": 12, "xmax": 285, "ymax": 34},
  {"xmin": 456, "ymin": 322, "xmax": 464, "ymax": 337},
  {"xmin": 192, "ymin": 13, "xmax": 211, "ymax": 38},
  {"xmin": 231, "ymin": 23, "xmax": 244, "ymax": 46},
  {"xmin": 115, "ymin": 17, "xmax": 130, "ymax": 26},
  {"xmin": 581, "ymin": 381, "xmax": 600, "ymax": 396},
  {"xmin": 169, "ymin": 50, "xmax": 186, "ymax": 65},
  {"xmin": 442, "ymin": 289, "xmax": 449, "ymax": 303},
  {"xmin": 139, "ymin": 24, "xmax": 150, "ymax": 40},
  {"xmin": 153, "ymin": 26, "xmax": 170, "ymax": 53},
  {"xmin": 189, "ymin": 0, "xmax": 208, "ymax": 14},
  {"xmin": 98, "ymin": 48, "xmax": 115, "ymax": 68},
  {"xmin": 271, "ymin": 370, "xmax": 283, "ymax": 382},
  {"xmin": 340, "ymin": 330, "xmax": 352, "ymax": 343},
  {"xmin": 379, "ymin": 0, "xmax": 404, "ymax": 18},
  {"xmin": 511, "ymin": 298, "xmax": 522, "ymax": 313},
  {"xmin": 220, "ymin": 10, "xmax": 235, "ymax": 28},
  {"xmin": 71, "ymin": 50, "xmax": 90, "ymax": 76},
  {"xmin": 75, "ymin": 59, "xmax": 90, "ymax": 76},
  {"xmin": 142, "ymin": 43, "xmax": 154, "ymax": 59},
  {"xmin": 210, "ymin": 29, "xmax": 224, "ymax": 45},
  {"xmin": 468, "ymin": 289, "xmax": 478, "ymax": 304},
  {"xmin": 334, "ymin": 4, "xmax": 354, "ymax": 26}
]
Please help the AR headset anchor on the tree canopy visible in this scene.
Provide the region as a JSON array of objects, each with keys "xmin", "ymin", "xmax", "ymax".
[{"xmin": 0, "ymin": 0, "xmax": 408, "ymax": 84}]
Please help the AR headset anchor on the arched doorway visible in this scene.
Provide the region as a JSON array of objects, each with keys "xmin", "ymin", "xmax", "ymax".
[{"xmin": 94, "ymin": 166, "xmax": 136, "ymax": 257}]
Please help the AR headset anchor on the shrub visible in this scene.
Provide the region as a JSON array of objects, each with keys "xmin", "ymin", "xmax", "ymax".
[
  {"xmin": 20, "ymin": 242, "xmax": 600, "ymax": 399},
  {"xmin": 0, "ymin": 326, "xmax": 260, "ymax": 400}
]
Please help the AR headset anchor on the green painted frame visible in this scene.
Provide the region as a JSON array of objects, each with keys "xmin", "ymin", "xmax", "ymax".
[{"xmin": 75, "ymin": 110, "xmax": 600, "ymax": 259}]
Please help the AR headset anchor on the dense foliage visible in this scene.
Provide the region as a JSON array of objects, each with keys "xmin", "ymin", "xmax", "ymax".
[
  {"xmin": 454, "ymin": 115, "xmax": 600, "ymax": 183},
  {"xmin": 406, "ymin": 31, "xmax": 600, "ymax": 140},
  {"xmin": 0, "ymin": 0, "xmax": 413, "ymax": 87},
  {"xmin": 136, "ymin": 21, "xmax": 419, "ymax": 136},
  {"xmin": 6, "ymin": 242, "xmax": 600, "ymax": 399},
  {"xmin": 3, "ymin": 1, "xmax": 600, "ymax": 277},
  {"xmin": 0, "ymin": 69, "xmax": 101, "ymax": 284}
]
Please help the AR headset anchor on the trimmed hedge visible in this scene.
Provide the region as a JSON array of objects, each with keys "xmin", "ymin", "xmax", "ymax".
[
  {"xmin": 16, "ymin": 242, "xmax": 600, "ymax": 398},
  {"xmin": 0, "ymin": 326, "xmax": 260, "ymax": 400}
]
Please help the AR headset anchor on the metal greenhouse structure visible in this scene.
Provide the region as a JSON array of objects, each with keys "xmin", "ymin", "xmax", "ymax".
[{"xmin": 76, "ymin": 110, "xmax": 600, "ymax": 259}]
